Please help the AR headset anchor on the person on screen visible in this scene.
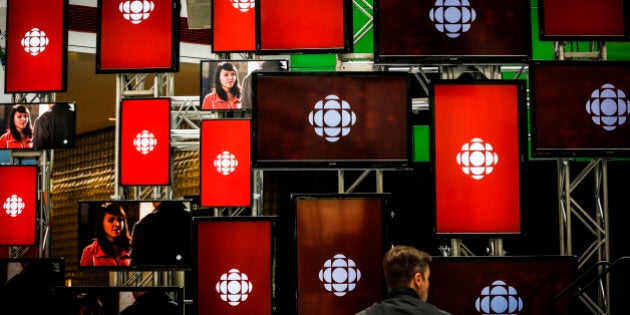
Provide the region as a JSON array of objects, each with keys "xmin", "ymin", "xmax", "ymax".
[
  {"xmin": 0, "ymin": 104, "xmax": 33, "ymax": 149},
  {"xmin": 240, "ymin": 60, "xmax": 285, "ymax": 109},
  {"xmin": 201, "ymin": 61, "xmax": 242, "ymax": 110},
  {"xmin": 130, "ymin": 201, "xmax": 192, "ymax": 266},
  {"xmin": 80, "ymin": 203, "xmax": 132, "ymax": 267},
  {"xmin": 355, "ymin": 245, "xmax": 450, "ymax": 315},
  {"xmin": 32, "ymin": 103, "xmax": 75, "ymax": 149},
  {"xmin": 119, "ymin": 290, "xmax": 179, "ymax": 315}
]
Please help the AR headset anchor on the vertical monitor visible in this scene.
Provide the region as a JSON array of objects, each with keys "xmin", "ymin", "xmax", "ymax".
[
  {"xmin": 530, "ymin": 61, "xmax": 630, "ymax": 157},
  {"xmin": 0, "ymin": 166, "xmax": 37, "ymax": 246},
  {"xmin": 373, "ymin": 0, "xmax": 531, "ymax": 63},
  {"xmin": 4, "ymin": 0, "xmax": 67, "ymax": 93},
  {"xmin": 431, "ymin": 81, "xmax": 527, "ymax": 235},
  {"xmin": 212, "ymin": 0, "xmax": 256, "ymax": 52},
  {"xmin": 194, "ymin": 217, "xmax": 274, "ymax": 315},
  {"xmin": 97, "ymin": 0, "xmax": 179, "ymax": 72},
  {"xmin": 0, "ymin": 102, "xmax": 76, "ymax": 150},
  {"xmin": 293, "ymin": 194, "xmax": 386, "ymax": 315},
  {"xmin": 119, "ymin": 98, "xmax": 171, "ymax": 186},
  {"xmin": 200, "ymin": 119, "xmax": 251, "ymax": 207}
]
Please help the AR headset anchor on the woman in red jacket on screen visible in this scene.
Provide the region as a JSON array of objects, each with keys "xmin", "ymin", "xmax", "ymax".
[
  {"xmin": 80, "ymin": 203, "xmax": 132, "ymax": 267},
  {"xmin": 201, "ymin": 61, "xmax": 242, "ymax": 110},
  {"xmin": 0, "ymin": 104, "xmax": 33, "ymax": 149}
]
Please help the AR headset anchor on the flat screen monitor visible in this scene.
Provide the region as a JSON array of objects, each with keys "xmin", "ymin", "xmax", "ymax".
[
  {"xmin": 97, "ymin": 0, "xmax": 179, "ymax": 73},
  {"xmin": 194, "ymin": 216, "xmax": 274, "ymax": 315},
  {"xmin": 212, "ymin": 0, "xmax": 256, "ymax": 52},
  {"xmin": 0, "ymin": 165, "xmax": 38, "ymax": 246},
  {"xmin": 199, "ymin": 59, "xmax": 288, "ymax": 111},
  {"xmin": 539, "ymin": 0, "xmax": 630, "ymax": 41},
  {"xmin": 47, "ymin": 286, "xmax": 184, "ymax": 315},
  {"xmin": 257, "ymin": 0, "xmax": 352, "ymax": 53},
  {"xmin": 431, "ymin": 80, "xmax": 527, "ymax": 235},
  {"xmin": 428, "ymin": 256, "xmax": 578, "ymax": 315},
  {"xmin": 77, "ymin": 200, "xmax": 192, "ymax": 270},
  {"xmin": 292, "ymin": 193, "xmax": 387, "ymax": 315},
  {"xmin": 253, "ymin": 72, "xmax": 411, "ymax": 169},
  {"xmin": 531, "ymin": 61, "xmax": 630, "ymax": 157},
  {"xmin": 374, "ymin": 0, "xmax": 531, "ymax": 64},
  {"xmin": 4, "ymin": 0, "xmax": 67, "ymax": 93},
  {"xmin": 0, "ymin": 102, "xmax": 76, "ymax": 150}
]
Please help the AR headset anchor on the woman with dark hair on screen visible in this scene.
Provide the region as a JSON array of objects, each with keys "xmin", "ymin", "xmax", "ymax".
[
  {"xmin": 0, "ymin": 104, "xmax": 33, "ymax": 149},
  {"xmin": 80, "ymin": 204, "xmax": 132, "ymax": 266},
  {"xmin": 201, "ymin": 61, "xmax": 242, "ymax": 110}
]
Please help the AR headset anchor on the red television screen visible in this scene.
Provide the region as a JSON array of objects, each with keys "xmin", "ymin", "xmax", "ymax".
[
  {"xmin": 195, "ymin": 217, "xmax": 273, "ymax": 315},
  {"xmin": 0, "ymin": 166, "xmax": 37, "ymax": 246},
  {"xmin": 119, "ymin": 98, "xmax": 171, "ymax": 186},
  {"xmin": 539, "ymin": 0, "xmax": 629, "ymax": 41},
  {"xmin": 0, "ymin": 102, "xmax": 76, "ymax": 150},
  {"xmin": 429, "ymin": 256, "xmax": 579, "ymax": 315},
  {"xmin": 293, "ymin": 194, "xmax": 386, "ymax": 315},
  {"xmin": 374, "ymin": 0, "xmax": 531, "ymax": 63},
  {"xmin": 97, "ymin": 0, "xmax": 179, "ymax": 72},
  {"xmin": 212, "ymin": 0, "xmax": 256, "ymax": 52},
  {"xmin": 200, "ymin": 59, "xmax": 288, "ymax": 110},
  {"xmin": 431, "ymin": 81, "xmax": 527, "ymax": 235},
  {"xmin": 253, "ymin": 72, "xmax": 411, "ymax": 169},
  {"xmin": 531, "ymin": 61, "xmax": 630, "ymax": 157},
  {"xmin": 257, "ymin": 0, "xmax": 352, "ymax": 52},
  {"xmin": 4, "ymin": 0, "xmax": 67, "ymax": 93},
  {"xmin": 200, "ymin": 119, "xmax": 251, "ymax": 207}
]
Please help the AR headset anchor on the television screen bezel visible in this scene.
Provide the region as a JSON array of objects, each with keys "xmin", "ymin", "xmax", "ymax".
[
  {"xmin": 538, "ymin": 0, "xmax": 630, "ymax": 41},
  {"xmin": 429, "ymin": 79, "xmax": 528, "ymax": 236},
  {"xmin": 255, "ymin": 0, "xmax": 354, "ymax": 54},
  {"xmin": 251, "ymin": 71, "xmax": 413, "ymax": 170},
  {"xmin": 0, "ymin": 102, "xmax": 77, "ymax": 151},
  {"xmin": 372, "ymin": 0, "xmax": 532, "ymax": 65},
  {"xmin": 76, "ymin": 199, "xmax": 193, "ymax": 271},
  {"xmin": 199, "ymin": 59, "xmax": 289, "ymax": 112},
  {"xmin": 192, "ymin": 215, "xmax": 276, "ymax": 315},
  {"xmin": 529, "ymin": 60, "xmax": 630, "ymax": 158}
]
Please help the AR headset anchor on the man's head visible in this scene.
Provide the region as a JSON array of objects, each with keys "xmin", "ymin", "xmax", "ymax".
[{"xmin": 382, "ymin": 245, "xmax": 432, "ymax": 301}]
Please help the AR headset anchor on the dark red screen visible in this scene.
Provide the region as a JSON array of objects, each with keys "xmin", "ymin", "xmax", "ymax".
[{"xmin": 541, "ymin": 0, "xmax": 626, "ymax": 38}]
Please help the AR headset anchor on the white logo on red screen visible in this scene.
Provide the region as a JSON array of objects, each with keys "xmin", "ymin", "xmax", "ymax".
[
  {"xmin": 4, "ymin": 194, "xmax": 25, "ymax": 218},
  {"xmin": 119, "ymin": 0, "xmax": 155, "ymax": 24}
]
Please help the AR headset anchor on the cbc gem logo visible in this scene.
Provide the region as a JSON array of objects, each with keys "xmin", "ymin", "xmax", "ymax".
[
  {"xmin": 429, "ymin": 0, "xmax": 477, "ymax": 38},
  {"xmin": 4, "ymin": 194, "xmax": 25, "ymax": 218},
  {"xmin": 308, "ymin": 94, "xmax": 357, "ymax": 143},
  {"xmin": 216, "ymin": 268, "xmax": 253, "ymax": 306},
  {"xmin": 214, "ymin": 151, "xmax": 238, "ymax": 175},
  {"xmin": 133, "ymin": 130, "xmax": 157, "ymax": 155},
  {"xmin": 586, "ymin": 83, "xmax": 630, "ymax": 131},
  {"xmin": 21, "ymin": 28, "xmax": 49, "ymax": 56},
  {"xmin": 475, "ymin": 280, "xmax": 524, "ymax": 314},
  {"xmin": 457, "ymin": 138, "xmax": 498, "ymax": 180},
  {"xmin": 318, "ymin": 253, "xmax": 362, "ymax": 297},
  {"xmin": 231, "ymin": 0, "xmax": 255, "ymax": 12},
  {"xmin": 119, "ymin": 0, "xmax": 155, "ymax": 24}
]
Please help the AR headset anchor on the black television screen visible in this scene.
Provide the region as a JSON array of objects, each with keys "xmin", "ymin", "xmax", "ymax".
[
  {"xmin": 530, "ymin": 61, "xmax": 630, "ymax": 157},
  {"xmin": 373, "ymin": 0, "xmax": 531, "ymax": 64},
  {"xmin": 252, "ymin": 72, "xmax": 411, "ymax": 169},
  {"xmin": 0, "ymin": 102, "xmax": 76, "ymax": 150},
  {"xmin": 539, "ymin": 0, "xmax": 630, "ymax": 41},
  {"xmin": 200, "ymin": 59, "xmax": 288, "ymax": 111},
  {"xmin": 0, "ymin": 258, "xmax": 65, "ymax": 314},
  {"xmin": 47, "ymin": 286, "xmax": 184, "ymax": 315},
  {"xmin": 77, "ymin": 200, "xmax": 192, "ymax": 270}
]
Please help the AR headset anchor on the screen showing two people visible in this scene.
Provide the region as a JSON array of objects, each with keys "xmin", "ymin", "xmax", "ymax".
[{"xmin": 0, "ymin": 103, "xmax": 76, "ymax": 150}]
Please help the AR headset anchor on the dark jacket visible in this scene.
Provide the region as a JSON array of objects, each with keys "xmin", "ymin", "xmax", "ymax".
[{"xmin": 356, "ymin": 287, "xmax": 450, "ymax": 315}]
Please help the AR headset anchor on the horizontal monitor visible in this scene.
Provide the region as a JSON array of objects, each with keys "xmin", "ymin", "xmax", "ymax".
[{"xmin": 0, "ymin": 102, "xmax": 76, "ymax": 150}]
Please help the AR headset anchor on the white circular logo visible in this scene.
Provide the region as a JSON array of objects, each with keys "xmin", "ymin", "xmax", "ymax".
[
  {"xmin": 318, "ymin": 253, "xmax": 361, "ymax": 297},
  {"xmin": 231, "ymin": 0, "xmax": 255, "ymax": 12},
  {"xmin": 21, "ymin": 28, "xmax": 49, "ymax": 56},
  {"xmin": 586, "ymin": 83, "xmax": 630, "ymax": 131},
  {"xmin": 119, "ymin": 0, "xmax": 155, "ymax": 24},
  {"xmin": 4, "ymin": 194, "xmax": 25, "ymax": 218},
  {"xmin": 133, "ymin": 130, "xmax": 157, "ymax": 155},
  {"xmin": 428, "ymin": 0, "xmax": 477, "ymax": 38},
  {"xmin": 216, "ymin": 269, "xmax": 253, "ymax": 306},
  {"xmin": 457, "ymin": 138, "xmax": 498, "ymax": 180},
  {"xmin": 308, "ymin": 94, "xmax": 357, "ymax": 143},
  {"xmin": 475, "ymin": 280, "xmax": 523, "ymax": 314},
  {"xmin": 214, "ymin": 151, "xmax": 238, "ymax": 175}
]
